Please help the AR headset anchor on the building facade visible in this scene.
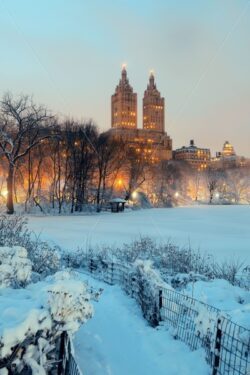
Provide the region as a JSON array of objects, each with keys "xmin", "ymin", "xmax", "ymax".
[
  {"xmin": 143, "ymin": 72, "xmax": 164, "ymax": 132},
  {"xmin": 111, "ymin": 65, "xmax": 137, "ymax": 129},
  {"xmin": 173, "ymin": 140, "xmax": 210, "ymax": 170},
  {"xmin": 108, "ymin": 67, "xmax": 172, "ymax": 162},
  {"xmin": 211, "ymin": 141, "xmax": 238, "ymax": 168}
]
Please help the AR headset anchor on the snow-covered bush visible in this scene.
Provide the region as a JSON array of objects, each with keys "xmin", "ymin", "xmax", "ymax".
[
  {"xmin": 62, "ymin": 235, "xmax": 247, "ymax": 291},
  {"xmin": 0, "ymin": 214, "xmax": 30, "ymax": 249},
  {"xmin": 47, "ymin": 271, "xmax": 94, "ymax": 332},
  {"xmin": 0, "ymin": 270, "xmax": 98, "ymax": 374},
  {"xmin": 239, "ymin": 265, "xmax": 250, "ymax": 290},
  {"xmin": 63, "ymin": 247, "xmax": 92, "ymax": 268},
  {"xmin": 31, "ymin": 241, "xmax": 61, "ymax": 276},
  {"xmin": 127, "ymin": 260, "xmax": 169, "ymax": 326},
  {"xmin": 0, "ymin": 246, "xmax": 32, "ymax": 288},
  {"xmin": 0, "ymin": 214, "xmax": 61, "ymax": 276},
  {"xmin": 165, "ymin": 272, "xmax": 208, "ymax": 290}
]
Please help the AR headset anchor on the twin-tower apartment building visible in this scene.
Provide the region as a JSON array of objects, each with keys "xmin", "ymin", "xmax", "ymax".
[{"xmin": 107, "ymin": 66, "xmax": 172, "ymax": 161}]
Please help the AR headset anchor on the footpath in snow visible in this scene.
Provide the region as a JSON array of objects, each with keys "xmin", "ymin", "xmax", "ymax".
[{"xmin": 74, "ymin": 275, "xmax": 209, "ymax": 375}]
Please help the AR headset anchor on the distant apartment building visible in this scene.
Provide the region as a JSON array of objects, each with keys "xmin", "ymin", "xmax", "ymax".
[
  {"xmin": 222, "ymin": 141, "xmax": 235, "ymax": 157},
  {"xmin": 211, "ymin": 141, "xmax": 246, "ymax": 168},
  {"xmin": 108, "ymin": 66, "xmax": 172, "ymax": 162},
  {"xmin": 111, "ymin": 65, "xmax": 137, "ymax": 129},
  {"xmin": 173, "ymin": 140, "xmax": 210, "ymax": 170},
  {"xmin": 143, "ymin": 71, "xmax": 165, "ymax": 132}
]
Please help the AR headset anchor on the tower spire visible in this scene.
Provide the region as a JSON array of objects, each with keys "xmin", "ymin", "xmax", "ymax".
[
  {"xmin": 148, "ymin": 69, "xmax": 156, "ymax": 89},
  {"xmin": 121, "ymin": 63, "xmax": 127, "ymax": 81}
]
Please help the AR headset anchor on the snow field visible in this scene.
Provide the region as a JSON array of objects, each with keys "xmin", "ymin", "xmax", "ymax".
[{"xmin": 27, "ymin": 205, "xmax": 250, "ymax": 263}]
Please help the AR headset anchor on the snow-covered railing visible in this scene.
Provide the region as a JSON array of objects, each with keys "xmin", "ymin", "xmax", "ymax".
[{"xmin": 78, "ymin": 257, "xmax": 250, "ymax": 375}]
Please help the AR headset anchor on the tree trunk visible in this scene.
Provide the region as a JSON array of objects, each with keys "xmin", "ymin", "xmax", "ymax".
[
  {"xmin": 209, "ymin": 191, "xmax": 213, "ymax": 204},
  {"xmin": 6, "ymin": 165, "xmax": 14, "ymax": 214},
  {"xmin": 96, "ymin": 174, "xmax": 102, "ymax": 212}
]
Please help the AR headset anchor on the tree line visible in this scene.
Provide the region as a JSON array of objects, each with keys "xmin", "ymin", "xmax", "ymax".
[
  {"xmin": 0, "ymin": 93, "xmax": 155, "ymax": 214},
  {"xmin": 0, "ymin": 93, "xmax": 249, "ymax": 214}
]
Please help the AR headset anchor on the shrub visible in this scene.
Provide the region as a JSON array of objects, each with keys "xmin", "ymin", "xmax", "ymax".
[{"xmin": 0, "ymin": 214, "xmax": 61, "ymax": 276}]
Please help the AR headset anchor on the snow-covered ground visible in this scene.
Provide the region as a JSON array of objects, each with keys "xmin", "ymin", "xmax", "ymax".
[
  {"xmin": 28, "ymin": 205, "xmax": 250, "ymax": 263},
  {"xmin": 74, "ymin": 275, "xmax": 209, "ymax": 375},
  {"xmin": 185, "ymin": 279, "xmax": 250, "ymax": 329}
]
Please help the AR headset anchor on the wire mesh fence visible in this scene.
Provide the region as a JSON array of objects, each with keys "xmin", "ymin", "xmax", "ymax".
[
  {"xmin": 60, "ymin": 332, "xmax": 82, "ymax": 375},
  {"xmin": 78, "ymin": 257, "xmax": 250, "ymax": 375}
]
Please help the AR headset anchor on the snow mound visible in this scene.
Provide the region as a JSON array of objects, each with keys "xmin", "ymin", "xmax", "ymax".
[{"xmin": 186, "ymin": 279, "xmax": 250, "ymax": 329}]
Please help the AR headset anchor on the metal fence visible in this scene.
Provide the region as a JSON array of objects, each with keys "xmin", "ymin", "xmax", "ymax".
[
  {"xmin": 79, "ymin": 257, "xmax": 250, "ymax": 375},
  {"xmin": 160, "ymin": 287, "xmax": 250, "ymax": 375},
  {"xmin": 59, "ymin": 332, "xmax": 82, "ymax": 375}
]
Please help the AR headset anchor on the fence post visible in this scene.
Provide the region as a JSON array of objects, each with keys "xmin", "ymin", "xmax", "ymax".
[
  {"xmin": 159, "ymin": 289, "xmax": 163, "ymax": 309},
  {"xmin": 58, "ymin": 331, "xmax": 66, "ymax": 375},
  {"xmin": 158, "ymin": 289, "xmax": 163, "ymax": 325},
  {"xmin": 110, "ymin": 262, "xmax": 114, "ymax": 285},
  {"xmin": 212, "ymin": 318, "xmax": 222, "ymax": 375}
]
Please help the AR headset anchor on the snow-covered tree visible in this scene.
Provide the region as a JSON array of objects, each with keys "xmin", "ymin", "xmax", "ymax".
[{"xmin": 0, "ymin": 93, "xmax": 55, "ymax": 214}]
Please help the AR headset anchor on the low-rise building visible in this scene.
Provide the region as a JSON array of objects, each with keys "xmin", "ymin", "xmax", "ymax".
[
  {"xmin": 173, "ymin": 140, "xmax": 210, "ymax": 170},
  {"xmin": 211, "ymin": 141, "xmax": 239, "ymax": 169}
]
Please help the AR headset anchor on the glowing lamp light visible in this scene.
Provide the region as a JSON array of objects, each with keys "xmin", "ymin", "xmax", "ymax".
[
  {"xmin": 1, "ymin": 190, "xmax": 8, "ymax": 198},
  {"xmin": 117, "ymin": 178, "xmax": 123, "ymax": 187},
  {"xmin": 215, "ymin": 192, "xmax": 220, "ymax": 199},
  {"xmin": 174, "ymin": 192, "xmax": 179, "ymax": 198},
  {"xmin": 131, "ymin": 191, "xmax": 138, "ymax": 200}
]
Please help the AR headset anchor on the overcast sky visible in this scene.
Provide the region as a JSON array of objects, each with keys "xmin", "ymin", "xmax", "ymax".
[{"xmin": 0, "ymin": 0, "xmax": 249, "ymax": 156}]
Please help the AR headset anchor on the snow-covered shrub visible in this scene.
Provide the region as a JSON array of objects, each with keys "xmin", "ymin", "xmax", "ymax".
[
  {"xmin": 127, "ymin": 260, "xmax": 169, "ymax": 326},
  {"xmin": 238, "ymin": 265, "xmax": 250, "ymax": 290},
  {"xmin": 0, "ymin": 214, "xmax": 61, "ymax": 276},
  {"xmin": 211, "ymin": 258, "xmax": 245, "ymax": 286},
  {"xmin": 0, "ymin": 214, "xmax": 30, "ymax": 249},
  {"xmin": 31, "ymin": 241, "xmax": 61, "ymax": 276},
  {"xmin": 63, "ymin": 247, "xmax": 91, "ymax": 268},
  {"xmin": 0, "ymin": 270, "xmax": 97, "ymax": 374},
  {"xmin": 62, "ymin": 235, "xmax": 247, "ymax": 291},
  {"xmin": 48, "ymin": 278, "xmax": 93, "ymax": 332},
  {"xmin": 166, "ymin": 272, "xmax": 208, "ymax": 290},
  {"xmin": 0, "ymin": 246, "xmax": 32, "ymax": 288}
]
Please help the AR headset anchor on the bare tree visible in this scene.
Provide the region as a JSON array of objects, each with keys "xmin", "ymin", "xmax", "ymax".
[
  {"xmin": 124, "ymin": 147, "xmax": 148, "ymax": 200},
  {"xmin": 206, "ymin": 168, "xmax": 222, "ymax": 204},
  {"xmin": 0, "ymin": 93, "xmax": 54, "ymax": 214},
  {"xmin": 63, "ymin": 121, "xmax": 98, "ymax": 212},
  {"xmin": 225, "ymin": 167, "xmax": 250, "ymax": 203},
  {"xmin": 95, "ymin": 133, "xmax": 124, "ymax": 211}
]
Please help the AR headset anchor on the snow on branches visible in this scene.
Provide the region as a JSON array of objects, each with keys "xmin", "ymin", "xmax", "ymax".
[
  {"xmin": 47, "ymin": 271, "xmax": 94, "ymax": 332},
  {"xmin": 0, "ymin": 267, "xmax": 97, "ymax": 374},
  {"xmin": 0, "ymin": 246, "xmax": 32, "ymax": 288}
]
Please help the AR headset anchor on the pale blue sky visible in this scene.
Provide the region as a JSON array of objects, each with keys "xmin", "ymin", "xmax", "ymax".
[{"xmin": 0, "ymin": 0, "xmax": 249, "ymax": 156}]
